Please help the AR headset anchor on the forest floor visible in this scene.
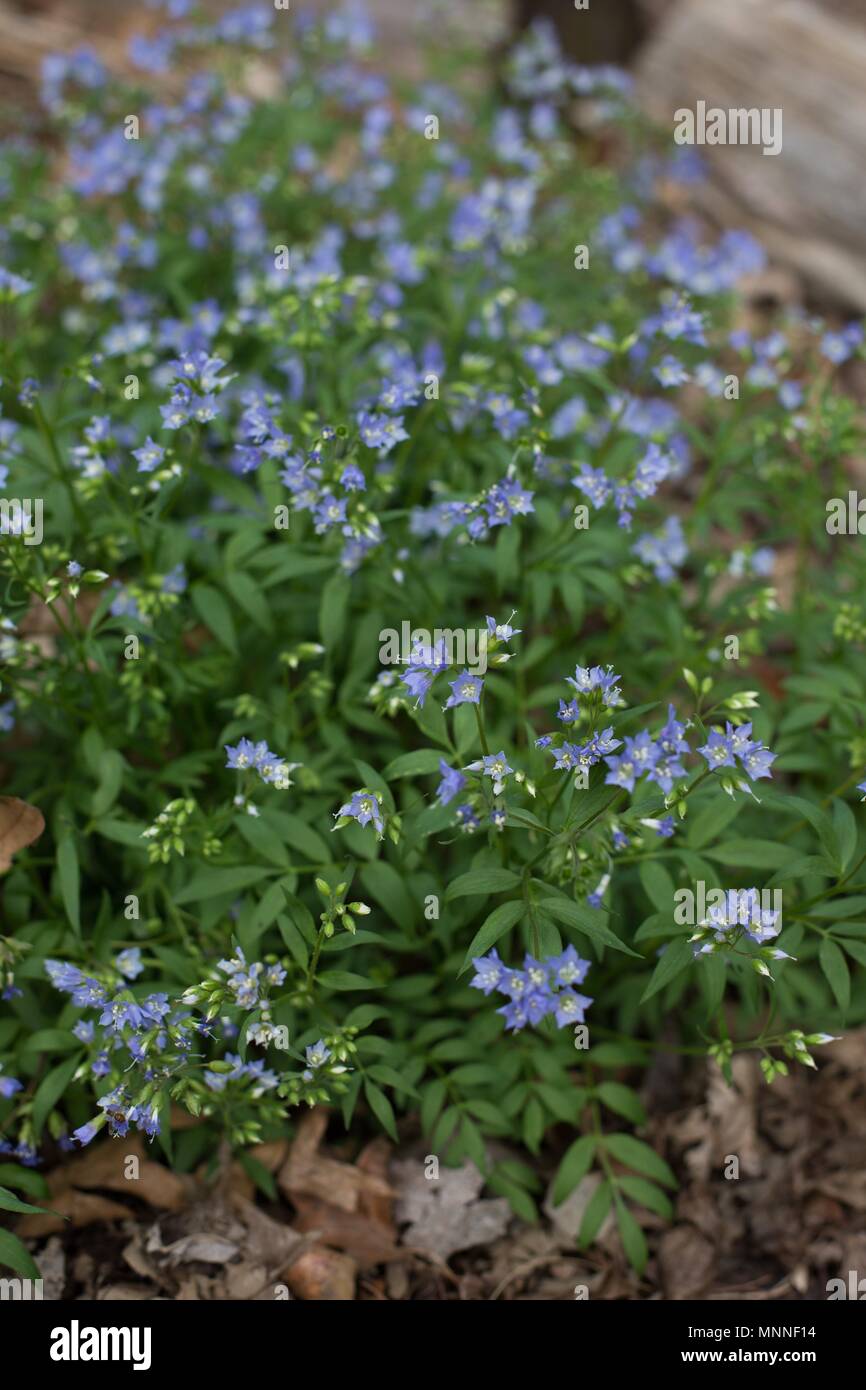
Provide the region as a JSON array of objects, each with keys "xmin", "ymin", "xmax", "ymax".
[{"xmin": 16, "ymin": 1031, "xmax": 866, "ymax": 1300}]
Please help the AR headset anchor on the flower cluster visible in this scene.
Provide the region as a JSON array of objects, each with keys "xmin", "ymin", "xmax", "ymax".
[
  {"xmin": 470, "ymin": 946, "xmax": 592, "ymax": 1033},
  {"xmin": 225, "ymin": 737, "xmax": 299, "ymax": 790},
  {"xmin": 689, "ymin": 888, "xmax": 791, "ymax": 978},
  {"xmin": 698, "ymin": 723, "xmax": 776, "ymax": 783}
]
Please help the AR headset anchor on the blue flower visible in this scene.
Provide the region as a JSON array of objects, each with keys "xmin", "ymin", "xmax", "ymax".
[
  {"xmin": 99, "ymin": 997, "xmax": 148, "ymax": 1033},
  {"xmin": 401, "ymin": 638, "xmax": 449, "ymax": 708},
  {"xmin": 486, "ymin": 613, "xmax": 521, "ymax": 642},
  {"xmin": 456, "ymin": 804, "xmax": 480, "ymax": 832},
  {"xmin": 335, "ymin": 790, "xmax": 385, "ymax": 836},
  {"xmin": 699, "ymin": 729, "xmax": 736, "ymax": 771},
  {"xmin": 566, "ymin": 664, "xmax": 622, "ymax": 706},
  {"xmin": 115, "ymin": 947, "xmax": 144, "ymax": 980},
  {"xmin": 553, "ymin": 990, "xmax": 593, "ymax": 1026},
  {"xmin": 73, "ymin": 1122, "xmax": 100, "ymax": 1147},
  {"xmin": 466, "ymin": 750, "xmax": 513, "ymax": 795},
  {"xmin": 305, "ymin": 1041, "xmax": 331, "ymax": 1069},
  {"xmin": 436, "ymin": 759, "xmax": 466, "ymax": 806},
  {"xmin": 549, "ymin": 945, "xmax": 590, "ymax": 988},
  {"xmin": 225, "ymin": 737, "xmax": 258, "ymax": 770},
  {"xmin": 445, "ymin": 671, "xmax": 483, "ymax": 709},
  {"xmin": 132, "ymin": 436, "xmax": 165, "ymax": 472}
]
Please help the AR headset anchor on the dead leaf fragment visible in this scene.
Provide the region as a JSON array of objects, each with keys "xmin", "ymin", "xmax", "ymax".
[
  {"xmin": 278, "ymin": 1110, "xmax": 393, "ymax": 1214},
  {"xmin": 50, "ymin": 1133, "xmax": 189, "ymax": 1212},
  {"xmin": 0, "ymin": 796, "xmax": 44, "ymax": 873},
  {"xmin": 392, "ymin": 1157, "xmax": 511, "ymax": 1260},
  {"xmin": 659, "ymin": 1224, "xmax": 716, "ymax": 1300},
  {"xmin": 17, "ymin": 1189, "xmax": 133, "ymax": 1237},
  {"xmin": 284, "ymin": 1246, "xmax": 357, "ymax": 1301}
]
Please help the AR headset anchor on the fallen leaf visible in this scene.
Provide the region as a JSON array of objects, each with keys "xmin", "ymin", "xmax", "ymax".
[
  {"xmin": 278, "ymin": 1110, "xmax": 393, "ymax": 1214},
  {"xmin": 17, "ymin": 1189, "xmax": 133, "ymax": 1236},
  {"xmin": 392, "ymin": 1157, "xmax": 511, "ymax": 1260},
  {"xmin": 34, "ymin": 1234, "xmax": 66, "ymax": 1300},
  {"xmin": 96, "ymin": 1284, "xmax": 161, "ymax": 1301},
  {"xmin": 50, "ymin": 1133, "xmax": 189, "ymax": 1211},
  {"xmin": 290, "ymin": 1195, "xmax": 401, "ymax": 1268},
  {"xmin": 153, "ymin": 1233, "xmax": 241, "ymax": 1267},
  {"xmin": 284, "ymin": 1246, "xmax": 357, "ymax": 1301},
  {"xmin": 0, "ymin": 797, "xmax": 45, "ymax": 873},
  {"xmin": 659, "ymin": 1224, "xmax": 716, "ymax": 1299}
]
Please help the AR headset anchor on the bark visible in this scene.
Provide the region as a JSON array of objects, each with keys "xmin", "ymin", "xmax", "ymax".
[{"xmin": 635, "ymin": 0, "xmax": 866, "ymax": 309}]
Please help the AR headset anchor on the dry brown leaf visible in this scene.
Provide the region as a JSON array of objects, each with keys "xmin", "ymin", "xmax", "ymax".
[
  {"xmin": 290, "ymin": 1195, "xmax": 401, "ymax": 1268},
  {"xmin": 17, "ymin": 1188, "xmax": 133, "ymax": 1237},
  {"xmin": 249, "ymin": 1139, "xmax": 289, "ymax": 1173},
  {"xmin": 278, "ymin": 1110, "xmax": 393, "ymax": 1214},
  {"xmin": 658, "ymin": 1224, "xmax": 716, "ymax": 1300},
  {"xmin": 392, "ymin": 1157, "xmax": 512, "ymax": 1260},
  {"xmin": 96, "ymin": 1284, "xmax": 160, "ymax": 1301},
  {"xmin": 0, "ymin": 796, "xmax": 45, "ymax": 873},
  {"xmin": 50, "ymin": 1133, "xmax": 189, "ymax": 1211},
  {"xmin": 284, "ymin": 1245, "xmax": 357, "ymax": 1301}
]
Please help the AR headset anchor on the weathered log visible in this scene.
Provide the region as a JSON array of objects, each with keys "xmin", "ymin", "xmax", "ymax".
[{"xmin": 635, "ymin": 0, "xmax": 866, "ymax": 309}]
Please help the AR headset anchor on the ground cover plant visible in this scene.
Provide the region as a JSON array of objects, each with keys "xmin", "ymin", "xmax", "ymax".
[{"xmin": 1, "ymin": 2, "xmax": 865, "ymax": 1284}]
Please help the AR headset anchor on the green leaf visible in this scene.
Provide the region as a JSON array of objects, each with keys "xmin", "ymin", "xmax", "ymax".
[
  {"xmin": 615, "ymin": 1200, "xmax": 648, "ymax": 1274},
  {"xmin": 819, "ymin": 938, "xmax": 850, "ymax": 1011},
  {"xmin": 383, "ymin": 749, "xmax": 445, "ymax": 780},
  {"xmin": 616, "ymin": 1174, "xmax": 674, "ymax": 1219},
  {"xmin": 368, "ymin": 1064, "xmax": 419, "ymax": 1098},
  {"xmin": 638, "ymin": 860, "xmax": 674, "ymax": 912},
  {"xmin": 360, "ymin": 859, "xmax": 415, "ymax": 928},
  {"xmin": 578, "ymin": 1178, "xmax": 613, "ymax": 1246},
  {"xmin": 640, "ymin": 937, "xmax": 693, "ymax": 1002},
  {"xmin": 319, "ymin": 573, "xmax": 351, "ymax": 651},
  {"xmin": 91, "ymin": 750, "xmax": 125, "ymax": 818},
  {"xmin": 551, "ymin": 1134, "xmax": 596, "ymax": 1205},
  {"xmin": 0, "ymin": 1166, "xmax": 50, "ymax": 1199},
  {"xmin": 604, "ymin": 1132, "xmax": 677, "ymax": 1188},
  {"xmin": 458, "ymin": 900, "xmax": 524, "ymax": 973},
  {"xmin": 705, "ymin": 839, "xmax": 796, "ymax": 869},
  {"xmin": 686, "ymin": 794, "xmax": 741, "ymax": 849},
  {"xmin": 595, "ymin": 1082, "xmax": 646, "ymax": 1125},
  {"xmin": 0, "ymin": 1229, "xmax": 42, "ymax": 1280},
  {"xmin": 446, "ymin": 868, "xmax": 521, "ymax": 901},
  {"xmin": 0, "ymin": 1185, "xmax": 56, "ymax": 1217},
  {"xmin": 253, "ymin": 881, "xmax": 289, "ymax": 935},
  {"xmin": 22, "ymin": 1029, "xmax": 83, "ymax": 1053},
  {"xmin": 32, "ymin": 1052, "xmax": 84, "ymax": 1139},
  {"xmin": 540, "ymin": 898, "xmax": 641, "ymax": 956},
  {"xmin": 831, "ymin": 799, "xmax": 858, "ymax": 873},
  {"xmin": 174, "ymin": 866, "xmax": 274, "ymax": 904},
  {"xmin": 191, "ymin": 581, "xmax": 238, "ymax": 653},
  {"xmin": 236, "ymin": 1151, "xmax": 278, "ymax": 1201},
  {"xmin": 420, "ymin": 1079, "xmax": 447, "ymax": 1135},
  {"xmin": 56, "ymin": 837, "xmax": 80, "ymax": 934},
  {"xmin": 364, "ymin": 1079, "xmax": 398, "ymax": 1141},
  {"xmin": 236, "ymin": 815, "xmax": 291, "ymax": 868},
  {"xmin": 317, "ymin": 970, "xmax": 375, "ymax": 991},
  {"xmin": 225, "ymin": 571, "xmax": 274, "ymax": 635},
  {"xmin": 840, "ymin": 939, "xmax": 866, "ymax": 968}
]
